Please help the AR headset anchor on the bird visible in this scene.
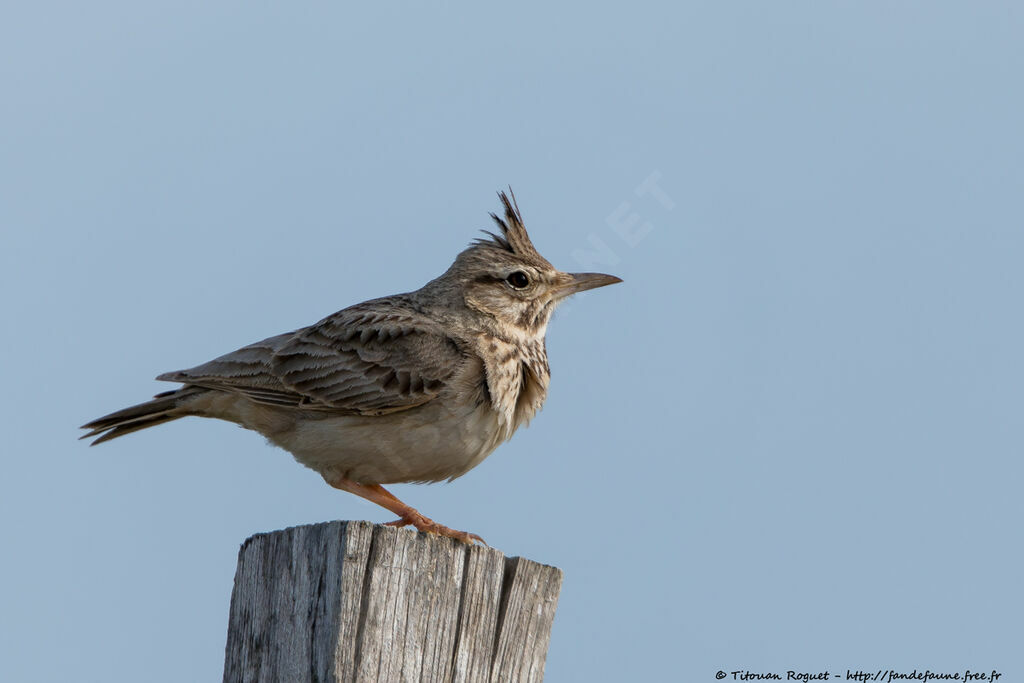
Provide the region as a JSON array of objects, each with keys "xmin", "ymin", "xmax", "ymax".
[{"xmin": 81, "ymin": 191, "xmax": 621, "ymax": 544}]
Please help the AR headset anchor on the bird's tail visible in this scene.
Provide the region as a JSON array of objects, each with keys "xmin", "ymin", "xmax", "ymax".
[{"xmin": 80, "ymin": 386, "xmax": 205, "ymax": 445}]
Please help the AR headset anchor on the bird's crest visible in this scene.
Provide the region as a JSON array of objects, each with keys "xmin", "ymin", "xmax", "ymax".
[{"xmin": 474, "ymin": 189, "xmax": 547, "ymax": 264}]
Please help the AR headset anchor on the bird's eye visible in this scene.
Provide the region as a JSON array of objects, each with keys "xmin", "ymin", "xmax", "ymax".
[{"xmin": 506, "ymin": 271, "xmax": 529, "ymax": 289}]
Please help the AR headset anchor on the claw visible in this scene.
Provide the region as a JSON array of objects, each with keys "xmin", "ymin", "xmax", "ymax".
[
  {"xmin": 321, "ymin": 476, "xmax": 487, "ymax": 545},
  {"xmin": 385, "ymin": 511, "xmax": 487, "ymax": 545}
]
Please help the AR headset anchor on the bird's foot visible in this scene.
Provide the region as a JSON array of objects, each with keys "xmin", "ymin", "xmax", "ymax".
[{"xmin": 385, "ymin": 510, "xmax": 487, "ymax": 546}]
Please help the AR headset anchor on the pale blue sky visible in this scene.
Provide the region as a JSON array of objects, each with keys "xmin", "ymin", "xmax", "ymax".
[{"xmin": 2, "ymin": 3, "xmax": 1021, "ymax": 681}]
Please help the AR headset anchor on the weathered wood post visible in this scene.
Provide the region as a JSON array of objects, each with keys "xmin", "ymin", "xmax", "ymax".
[{"xmin": 223, "ymin": 521, "xmax": 563, "ymax": 683}]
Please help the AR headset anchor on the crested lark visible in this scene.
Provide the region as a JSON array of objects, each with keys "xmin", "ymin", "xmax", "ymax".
[{"xmin": 81, "ymin": 191, "xmax": 621, "ymax": 544}]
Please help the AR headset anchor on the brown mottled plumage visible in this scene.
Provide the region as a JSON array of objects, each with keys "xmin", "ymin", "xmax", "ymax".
[{"xmin": 81, "ymin": 191, "xmax": 621, "ymax": 544}]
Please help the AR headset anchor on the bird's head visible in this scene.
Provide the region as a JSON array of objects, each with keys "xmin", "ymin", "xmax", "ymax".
[{"xmin": 437, "ymin": 190, "xmax": 621, "ymax": 337}]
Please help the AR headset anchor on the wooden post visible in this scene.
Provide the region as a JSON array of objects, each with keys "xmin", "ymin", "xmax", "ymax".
[{"xmin": 223, "ymin": 521, "xmax": 563, "ymax": 683}]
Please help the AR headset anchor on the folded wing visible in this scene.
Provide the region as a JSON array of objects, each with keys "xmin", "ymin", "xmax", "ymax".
[{"xmin": 157, "ymin": 298, "xmax": 465, "ymax": 415}]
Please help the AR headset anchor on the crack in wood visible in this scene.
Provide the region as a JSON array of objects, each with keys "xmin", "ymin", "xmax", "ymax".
[{"xmin": 223, "ymin": 521, "xmax": 561, "ymax": 683}]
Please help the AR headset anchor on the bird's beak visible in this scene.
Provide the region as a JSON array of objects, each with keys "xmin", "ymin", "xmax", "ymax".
[{"xmin": 554, "ymin": 272, "xmax": 623, "ymax": 300}]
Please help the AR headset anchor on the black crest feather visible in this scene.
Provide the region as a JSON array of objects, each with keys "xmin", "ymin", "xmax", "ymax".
[{"xmin": 472, "ymin": 188, "xmax": 548, "ymax": 265}]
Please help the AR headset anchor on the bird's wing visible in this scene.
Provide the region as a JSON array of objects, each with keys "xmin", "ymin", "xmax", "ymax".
[
  {"xmin": 156, "ymin": 331, "xmax": 301, "ymax": 405},
  {"xmin": 157, "ymin": 298, "xmax": 466, "ymax": 415}
]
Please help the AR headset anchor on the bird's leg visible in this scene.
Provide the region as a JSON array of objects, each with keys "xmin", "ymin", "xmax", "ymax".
[{"xmin": 323, "ymin": 474, "xmax": 486, "ymax": 546}]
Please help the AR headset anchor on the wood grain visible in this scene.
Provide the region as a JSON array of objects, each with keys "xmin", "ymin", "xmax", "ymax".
[{"xmin": 223, "ymin": 522, "xmax": 562, "ymax": 683}]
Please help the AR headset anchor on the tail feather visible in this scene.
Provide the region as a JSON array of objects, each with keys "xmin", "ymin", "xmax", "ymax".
[{"xmin": 81, "ymin": 387, "xmax": 205, "ymax": 445}]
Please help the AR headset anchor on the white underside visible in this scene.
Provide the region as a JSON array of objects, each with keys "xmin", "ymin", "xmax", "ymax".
[{"xmin": 185, "ymin": 391, "xmax": 512, "ymax": 484}]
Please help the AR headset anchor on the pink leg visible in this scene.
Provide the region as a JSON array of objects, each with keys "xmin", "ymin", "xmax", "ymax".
[{"xmin": 323, "ymin": 474, "xmax": 486, "ymax": 546}]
